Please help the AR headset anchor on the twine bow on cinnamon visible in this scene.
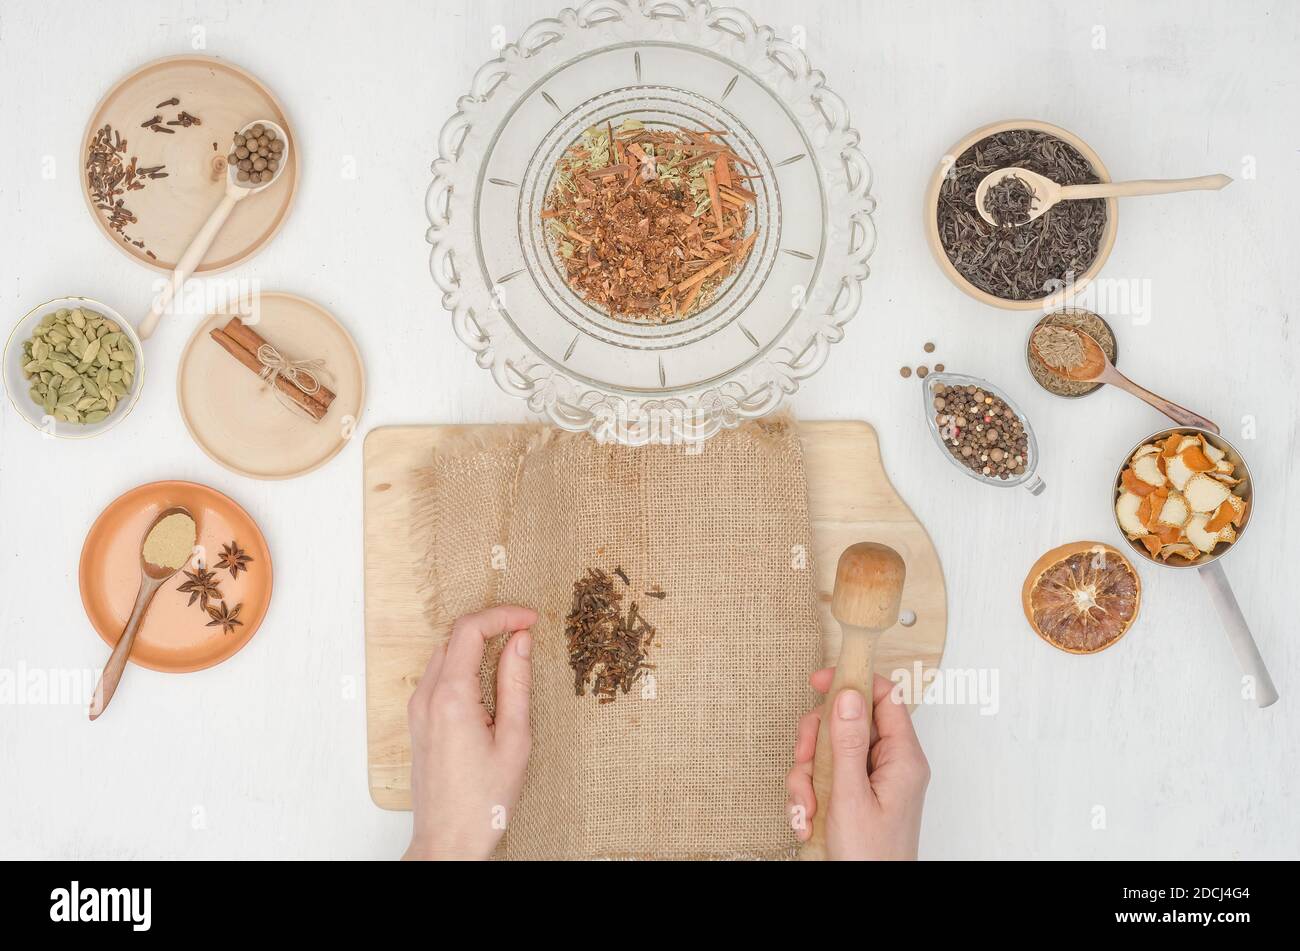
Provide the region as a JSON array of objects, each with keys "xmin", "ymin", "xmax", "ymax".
[{"xmin": 255, "ymin": 343, "xmax": 327, "ymax": 404}]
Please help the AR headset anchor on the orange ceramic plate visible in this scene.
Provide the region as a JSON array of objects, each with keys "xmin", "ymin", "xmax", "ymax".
[{"xmin": 79, "ymin": 481, "xmax": 272, "ymax": 672}]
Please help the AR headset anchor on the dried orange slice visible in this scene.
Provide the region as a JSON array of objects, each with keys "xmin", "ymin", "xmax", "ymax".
[{"xmin": 1022, "ymin": 542, "xmax": 1142, "ymax": 654}]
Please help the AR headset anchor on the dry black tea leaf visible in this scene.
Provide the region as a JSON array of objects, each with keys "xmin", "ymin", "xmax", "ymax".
[{"xmin": 983, "ymin": 174, "xmax": 1036, "ymax": 227}]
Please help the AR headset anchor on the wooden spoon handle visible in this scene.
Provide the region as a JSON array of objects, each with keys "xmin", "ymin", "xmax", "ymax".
[
  {"xmin": 139, "ymin": 191, "xmax": 241, "ymax": 339},
  {"xmin": 1101, "ymin": 366, "xmax": 1220, "ymax": 433},
  {"xmin": 89, "ymin": 578, "xmax": 160, "ymax": 720},
  {"xmin": 1059, "ymin": 174, "xmax": 1231, "ymax": 202},
  {"xmin": 801, "ymin": 629, "xmax": 876, "ymax": 861}
]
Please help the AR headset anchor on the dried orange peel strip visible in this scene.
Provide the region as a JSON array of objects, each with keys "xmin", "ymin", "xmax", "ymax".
[
  {"xmin": 1122, "ymin": 468, "xmax": 1156, "ymax": 497},
  {"xmin": 1206, "ymin": 499, "xmax": 1236, "ymax": 533},
  {"xmin": 1181, "ymin": 444, "xmax": 1216, "ymax": 472}
]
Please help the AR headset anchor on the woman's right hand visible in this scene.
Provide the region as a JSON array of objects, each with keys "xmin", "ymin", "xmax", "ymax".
[{"xmin": 786, "ymin": 672, "xmax": 930, "ymax": 860}]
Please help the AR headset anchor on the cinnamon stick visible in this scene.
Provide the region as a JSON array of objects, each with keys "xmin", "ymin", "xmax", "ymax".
[
  {"xmin": 222, "ymin": 317, "xmax": 337, "ymax": 411},
  {"xmin": 208, "ymin": 328, "xmax": 326, "ymax": 421}
]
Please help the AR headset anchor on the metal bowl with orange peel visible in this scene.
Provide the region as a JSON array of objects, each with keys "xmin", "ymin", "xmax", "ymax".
[{"xmin": 1111, "ymin": 425, "xmax": 1278, "ymax": 707}]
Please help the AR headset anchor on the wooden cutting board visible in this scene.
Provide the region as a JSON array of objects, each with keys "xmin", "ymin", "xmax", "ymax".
[{"xmin": 364, "ymin": 421, "xmax": 947, "ymax": 810}]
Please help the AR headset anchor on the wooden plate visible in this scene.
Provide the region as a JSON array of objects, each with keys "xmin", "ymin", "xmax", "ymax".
[
  {"xmin": 176, "ymin": 293, "xmax": 365, "ymax": 480},
  {"xmin": 80, "ymin": 55, "xmax": 298, "ymax": 273},
  {"xmin": 79, "ymin": 481, "xmax": 273, "ymax": 673}
]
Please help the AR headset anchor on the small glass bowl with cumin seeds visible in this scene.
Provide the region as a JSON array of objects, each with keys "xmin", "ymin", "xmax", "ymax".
[{"xmin": 1025, "ymin": 307, "xmax": 1119, "ymax": 399}]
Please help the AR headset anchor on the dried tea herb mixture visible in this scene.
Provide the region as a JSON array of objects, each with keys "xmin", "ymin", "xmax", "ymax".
[{"xmin": 542, "ymin": 120, "xmax": 758, "ymax": 323}]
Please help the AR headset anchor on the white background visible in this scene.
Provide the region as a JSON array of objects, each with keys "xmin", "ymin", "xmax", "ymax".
[{"xmin": 1, "ymin": 0, "xmax": 1297, "ymax": 859}]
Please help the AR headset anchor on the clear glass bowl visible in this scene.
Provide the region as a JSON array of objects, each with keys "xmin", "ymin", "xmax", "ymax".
[
  {"xmin": 3, "ymin": 297, "xmax": 144, "ymax": 440},
  {"xmin": 427, "ymin": 0, "xmax": 876, "ymax": 445},
  {"xmin": 922, "ymin": 371, "xmax": 1045, "ymax": 494}
]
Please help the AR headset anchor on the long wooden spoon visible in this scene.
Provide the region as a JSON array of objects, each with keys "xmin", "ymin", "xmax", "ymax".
[
  {"xmin": 89, "ymin": 506, "xmax": 195, "ymax": 720},
  {"xmin": 138, "ymin": 119, "xmax": 290, "ymax": 339},
  {"xmin": 975, "ymin": 167, "xmax": 1230, "ymax": 227},
  {"xmin": 800, "ymin": 542, "xmax": 907, "ymax": 861},
  {"xmin": 1031, "ymin": 328, "xmax": 1219, "ymax": 433}
]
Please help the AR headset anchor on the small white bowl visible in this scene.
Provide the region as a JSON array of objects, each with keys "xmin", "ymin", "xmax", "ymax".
[{"xmin": 3, "ymin": 297, "xmax": 145, "ymax": 439}]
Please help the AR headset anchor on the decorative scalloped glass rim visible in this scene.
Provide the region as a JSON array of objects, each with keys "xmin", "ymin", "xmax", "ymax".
[{"xmin": 427, "ymin": 0, "xmax": 876, "ymax": 445}]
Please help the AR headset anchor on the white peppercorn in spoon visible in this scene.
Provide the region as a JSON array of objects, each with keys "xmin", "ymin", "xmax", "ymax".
[{"xmin": 138, "ymin": 120, "xmax": 290, "ymax": 339}]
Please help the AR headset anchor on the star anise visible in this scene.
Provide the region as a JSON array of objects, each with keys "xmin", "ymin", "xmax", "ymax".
[
  {"xmin": 177, "ymin": 567, "xmax": 222, "ymax": 610},
  {"xmin": 205, "ymin": 601, "xmax": 243, "ymax": 634},
  {"xmin": 215, "ymin": 541, "xmax": 253, "ymax": 579}
]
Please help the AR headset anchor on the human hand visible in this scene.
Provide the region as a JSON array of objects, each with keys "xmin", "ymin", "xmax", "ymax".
[
  {"xmin": 786, "ymin": 671, "xmax": 930, "ymax": 860},
  {"xmin": 403, "ymin": 605, "xmax": 538, "ymax": 861}
]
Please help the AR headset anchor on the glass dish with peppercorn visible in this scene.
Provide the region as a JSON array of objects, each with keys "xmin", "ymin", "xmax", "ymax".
[{"xmin": 922, "ymin": 372, "xmax": 1045, "ymax": 495}]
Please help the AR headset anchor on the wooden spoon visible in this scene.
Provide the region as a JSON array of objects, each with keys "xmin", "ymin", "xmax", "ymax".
[
  {"xmin": 1031, "ymin": 328, "xmax": 1218, "ymax": 432},
  {"xmin": 88, "ymin": 506, "xmax": 195, "ymax": 720},
  {"xmin": 138, "ymin": 119, "xmax": 290, "ymax": 339},
  {"xmin": 799, "ymin": 542, "xmax": 907, "ymax": 861},
  {"xmin": 975, "ymin": 167, "xmax": 1230, "ymax": 227}
]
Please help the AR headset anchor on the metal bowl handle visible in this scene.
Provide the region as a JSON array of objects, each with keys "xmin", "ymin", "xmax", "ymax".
[{"xmin": 1198, "ymin": 560, "xmax": 1279, "ymax": 707}]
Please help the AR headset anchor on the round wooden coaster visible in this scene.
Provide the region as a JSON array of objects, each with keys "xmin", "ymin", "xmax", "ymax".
[
  {"xmin": 80, "ymin": 54, "xmax": 298, "ymax": 273},
  {"xmin": 176, "ymin": 293, "xmax": 365, "ymax": 480},
  {"xmin": 80, "ymin": 480, "xmax": 273, "ymax": 673}
]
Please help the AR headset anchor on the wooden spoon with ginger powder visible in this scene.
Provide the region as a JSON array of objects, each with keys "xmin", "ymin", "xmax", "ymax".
[{"xmin": 89, "ymin": 507, "xmax": 195, "ymax": 720}]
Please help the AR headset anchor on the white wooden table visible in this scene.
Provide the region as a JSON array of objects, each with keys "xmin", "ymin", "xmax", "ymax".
[{"xmin": 1, "ymin": 0, "xmax": 1296, "ymax": 859}]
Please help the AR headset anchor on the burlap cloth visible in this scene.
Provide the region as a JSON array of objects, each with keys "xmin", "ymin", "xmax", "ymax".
[{"xmin": 413, "ymin": 417, "xmax": 820, "ymax": 859}]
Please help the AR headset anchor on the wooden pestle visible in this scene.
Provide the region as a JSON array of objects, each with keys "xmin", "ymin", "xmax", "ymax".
[{"xmin": 799, "ymin": 542, "xmax": 907, "ymax": 861}]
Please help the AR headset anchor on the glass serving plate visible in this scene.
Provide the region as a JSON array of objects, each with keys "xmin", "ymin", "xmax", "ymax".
[
  {"xmin": 427, "ymin": 0, "xmax": 876, "ymax": 445},
  {"xmin": 922, "ymin": 371, "xmax": 1045, "ymax": 495}
]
